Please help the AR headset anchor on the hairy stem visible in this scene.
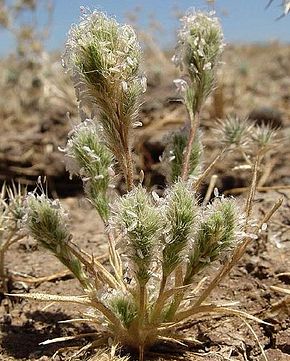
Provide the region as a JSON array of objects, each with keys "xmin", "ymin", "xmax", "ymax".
[
  {"xmin": 125, "ymin": 145, "xmax": 134, "ymax": 192},
  {"xmin": 194, "ymin": 146, "xmax": 227, "ymax": 191},
  {"xmin": 182, "ymin": 112, "xmax": 200, "ymax": 181},
  {"xmin": 245, "ymin": 153, "xmax": 261, "ymax": 224},
  {"xmin": 0, "ymin": 248, "xmax": 5, "ymax": 292},
  {"xmin": 151, "ymin": 275, "xmax": 167, "ymax": 323},
  {"xmin": 139, "ymin": 284, "xmax": 146, "ymax": 326},
  {"xmin": 166, "ymin": 265, "xmax": 185, "ymax": 321}
]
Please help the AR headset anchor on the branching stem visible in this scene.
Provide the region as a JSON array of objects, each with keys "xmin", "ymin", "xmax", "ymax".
[
  {"xmin": 139, "ymin": 284, "xmax": 147, "ymax": 326},
  {"xmin": 151, "ymin": 275, "xmax": 167, "ymax": 322},
  {"xmin": 194, "ymin": 146, "xmax": 227, "ymax": 191}
]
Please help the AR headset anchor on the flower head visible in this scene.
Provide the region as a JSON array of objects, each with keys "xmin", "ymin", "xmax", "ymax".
[
  {"xmin": 63, "ymin": 119, "xmax": 113, "ymax": 221},
  {"xmin": 62, "ymin": 8, "xmax": 144, "ymax": 109},
  {"xmin": 173, "ymin": 10, "xmax": 225, "ymax": 115},
  {"xmin": 162, "ymin": 181, "xmax": 198, "ymax": 276},
  {"xmin": 185, "ymin": 196, "xmax": 245, "ymax": 283},
  {"xmin": 251, "ymin": 123, "xmax": 279, "ymax": 154},
  {"xmin": 26, "ymin": 192, "xmax": 91, "ymax": 289},
  {"xmin": 215, "ymin": 116, "xmax": 252, "ymax": 149},
  {"xmin": 173, "ymin": 10, "xmax": 224, "ymax": 74},
  {"xmin": 112, "ymin": 186, "xmax": 163, "ymax": 285},
  {"xmin": 63, "ymin": 9, "xmax": 141, "ymax": 82},
  {"xmin": 63, "ymin": 9, "xmax": 144, "ymax": 186}
]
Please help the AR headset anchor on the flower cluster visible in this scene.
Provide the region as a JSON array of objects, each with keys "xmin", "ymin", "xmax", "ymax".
[
  {"xmin": 215, "ymin": 116, "xmax": 253, "ymax": 149},
  {"xmin": 251, "ymin": 123, "xmax": 279, "ymax": 154},
  {"xmin": 113, "ymin": 181, "xmax": 244, "ymax": 303},
  {"xmin": 0, "ymin": 184, "xmax": 26, "ymax": 234},
  {"xmin": 63, "ymin": 119, "xmax": 113, "ymax": 221},
  {"xmin": 161, "ymin": 181, "xmax": 198, "ymax": 277},
  {"xmin": 185, "ymin": 197, "xmax": 245, "ymax": 284},
  {"xmin": 173, "ymin": 10, "xmax": 224, "ymax": 73},
  {"xmin": 63, "ymin": 8, "xmax": 142, "ymax": 87},
  {"xmin": 26, "ymin": 192, "xmax": 91, "ymax": 289},
  {"xmin": 173, "ymin": 10, "xmax": 224, "ymax": 116},
  {"xmin": 63, "ymin": 8, "xmax": 145, "ymax": 190},
  {"xmin": 114, "ymin": 186, "xmax": 163, "ymax": 285}
]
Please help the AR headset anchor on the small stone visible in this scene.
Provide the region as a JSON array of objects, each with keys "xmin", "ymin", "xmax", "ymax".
[
  {"xmin": 259, "ymin": 349, "xmax": 290, "ymax": 361},
  {"xmin": 276, "ymin": 330, "xmax": 290, "ymax": 353}
]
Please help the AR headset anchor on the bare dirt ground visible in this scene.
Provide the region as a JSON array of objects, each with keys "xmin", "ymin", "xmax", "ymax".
[{"xmin": 0, "ymin": 44, "xmax": 290, "ymax": 360}]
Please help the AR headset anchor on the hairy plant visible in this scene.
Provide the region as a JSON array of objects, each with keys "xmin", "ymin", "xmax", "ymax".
[
  {"xmin": 63, "ymin": 9, "xmax": 146, "ymax": 191},
  {"xmin": 63, "ymin": 119, "xmax": 114, "ymax": 222},
  {"xmin": 172, "ymin": 10, "xmax": 224, "ymax": 181},
  {"xmin": 10, "ymin": 8, "xmax": 281, "ymax": 361}
]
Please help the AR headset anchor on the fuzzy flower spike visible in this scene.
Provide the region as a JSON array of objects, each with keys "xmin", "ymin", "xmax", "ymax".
[
  {"xmin": 173, "ymin": 10, "xmax": 224, "ymax": 112},
  {"xmin": 64, "ymin": 119, "xmax": 113, "ymax": 222},
  {"xmin": 172, "ymin": 10, "xmax": 224, "ymax": 180},
  {"xmin": 63, "ymin": 9, "xmax": 145, "ymax": 191}
]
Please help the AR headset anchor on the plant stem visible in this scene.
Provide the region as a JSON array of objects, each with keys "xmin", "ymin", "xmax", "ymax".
[
  {"xmin": 202, "ymin": 174, "xmax": 218, "ymax": 206},
  {"xmin": 245, "ymin": 153, "xmax": 261, "ymax": 223},
  {"xmin": 115, "ymin": 101, "xmax": 134, "ymax": 192},
  {"xmin": 224, "ymin": 185, "xmax": 290, "ymax": 195},
  {"xmin": 181, "ymin": 112, "xmax": 200, "ymax": 181},
  {"xmin": 157, "ymin": 275, "xmax": 167, "ymax": 300},
  {"xmin": 139, "ymin": 284, "xmax": 146, "ymax": 326},
  {"xmin": 0, "ymin": 248, "xmax": 6, "ymax": 292},
  {"xmin": 0, "ymin": 234, "xmax": 23, "ymax": 292},
  {"xmin": 125, "ymin": 145, "xmax": 134, "ymax": 192},
  {"xmin": 139, "ymin": 344, "xmax": 144, "ymax": 361},
  {"xmin": 194, "ymin": 146, "xmax": 227, "ymax": 191},
  {"xmin": 151, "ymin": 275, "xmax": 167, "ymax": 322},
  {"xmin": 166, "ymin": 267, "xmax": 199, "ymax": 321},
  {"xmin": 166, "ymin": 266, "xmax": 186, "ymax": 321}
]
